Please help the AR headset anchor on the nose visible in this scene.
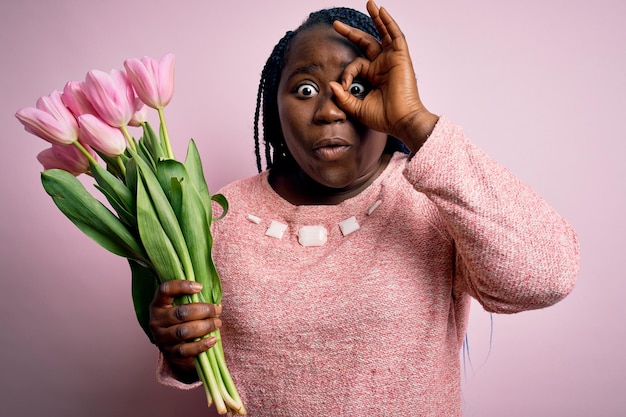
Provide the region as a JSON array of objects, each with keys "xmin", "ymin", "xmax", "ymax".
[{"xmin": 313, "ymin": 91, "xmax": 346, "ymax": 124}]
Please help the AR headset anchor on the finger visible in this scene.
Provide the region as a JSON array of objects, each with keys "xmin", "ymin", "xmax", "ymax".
[
  {"xmin": 154, "ymin": 316, "xmax": 222, "ymax": 345},
  {"xmin": 377, "ymin": 6, "xmax": 409, "ymax": 52},
  {"xmin": 166, "ymin": 336, "xmax": 218, "ymax": 362},
  {"xmin": 151, "ymin": 280, "xmax": 202, "ymax": 309},
  {"xmin": 329, "ymin": 81, "xmax": 361, "ymax": 118},
  {"xmin": 340, "ymin": 57, "xmax": 370, "ymax": 88},
  {"xmin": 366, "ymin": 0, "xmax": 392, "ymax": 47},
  {"xmin": 333, "ymin": 20, "xmax": 382, "ymax": 61},
  {"xmin": 166, "ymin": 302, "xmax": 222, "ymax": 325}
]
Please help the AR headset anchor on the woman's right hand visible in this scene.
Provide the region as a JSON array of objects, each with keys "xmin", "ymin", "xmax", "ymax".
[{"xmin": 149, "ymin": 280, "xmax": 223, "ymax": 382}]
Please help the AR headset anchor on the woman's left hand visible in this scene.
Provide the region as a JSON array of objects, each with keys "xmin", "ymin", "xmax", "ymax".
[{"xmin": 330, "ymin": 0, "xmax": 438, "ymax": 152}]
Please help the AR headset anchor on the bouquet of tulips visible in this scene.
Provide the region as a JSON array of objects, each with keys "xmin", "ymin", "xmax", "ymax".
[{"xmin": 15, "ymin": 53, "xmax": 246, "ymax": 415}]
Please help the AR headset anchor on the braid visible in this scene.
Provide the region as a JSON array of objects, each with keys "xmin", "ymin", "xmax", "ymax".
[
  {"xmin": 254, "ymin": 31, "xmax": 294, "ymax": 171},
  {"xmin": 253, "ymin": 7, "xmax": 407, "ymax": 173}
]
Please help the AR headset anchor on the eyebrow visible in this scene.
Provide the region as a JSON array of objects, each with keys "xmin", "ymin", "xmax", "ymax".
[
  {"xmin": 288, "ymin": 64, "xmax": 321, "ymax": 78},
  {"xmin": 287, "ymin": 62, "xmax": 350, "ymax": 80}
]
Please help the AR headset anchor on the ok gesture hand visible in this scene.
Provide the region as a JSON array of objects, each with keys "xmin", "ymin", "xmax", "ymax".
[{"xmin": 330, "ymin": 0, "xmax": 438, "ymax": 152}]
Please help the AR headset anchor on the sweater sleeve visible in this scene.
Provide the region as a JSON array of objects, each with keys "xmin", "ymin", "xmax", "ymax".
[
  {"xmin": 155, "ymin": 351, "xmax": 203, "ymax": 390},
  {"xmin": 404, "ymin": 116, "xmax": 579, "ymax": 313}
]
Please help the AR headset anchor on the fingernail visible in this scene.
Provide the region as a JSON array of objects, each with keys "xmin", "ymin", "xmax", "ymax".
[
  {"xmin": 189, "ymin": 282, "xmax": 203, "ymax": 291},
  {"xmin": 206, "ymin": 336, "xmax": 217, "ymax": 347},
  {"xmin": 215, "ymin": 318, "xmax": 223, "ymax": 328}
]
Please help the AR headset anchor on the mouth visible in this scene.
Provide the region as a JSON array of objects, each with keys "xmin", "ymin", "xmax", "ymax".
[{"xmin": 313, "ymin": 138, "xmax": 352, "ymax": 161}]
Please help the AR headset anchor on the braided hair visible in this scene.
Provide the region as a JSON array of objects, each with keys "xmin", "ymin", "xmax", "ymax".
[{"xmin": 253, "ymin": 7, "xmax": 408, "ymax": 173}]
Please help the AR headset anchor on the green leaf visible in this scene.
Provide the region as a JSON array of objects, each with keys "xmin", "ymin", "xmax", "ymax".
[
  {"xmin": 129, "ymin": 259, "xmax": 160, "ymax": 342},
  {"xmin": 210, "ymin": 193, "xmax": 229, "ymax": 221},
  {"xmin": 138, "ymin": 138, "xmax": 157, "ymax": 171},
  {"xmin": 90, "ymin": 162, "xmax": 135, "ymax": 215},
  {"xmin": 136, "ymin": 173, "xmax": 184, "ymax": 281},
  {"xmin": 155, "ymin": 159, "xmax": 187, "ymax": 204},
  {"xmin": 94, "ymin": 184, "xmax": 136, "ymax": 228},
  {"xmin": 179, "ymin": 174, "xmax": 221, "ymax": 303},
  {"xmin": 141, "ymin": 121, "xmax": 165, "ymax": 162},
  {"xmin": 125, "ymin": 158, "xmax": 138, "ymax": 197},
  {"xmin": 169, "ymin": 176, "xmax": 183, "ymax": 221},
  {"xmin": 41, "ymin": 169, "xmax": 146, "ymax": 262},
  {"xmin": 132, "ymin": 151, "xmax": 195, "ymax": 281},
  {"xmin": 184, "ymin": 140, "xmax": 212, "ymax": 218}
]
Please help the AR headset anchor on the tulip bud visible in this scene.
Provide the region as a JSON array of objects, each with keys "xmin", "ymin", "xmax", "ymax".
[
  {"xmin": 37, "ymin": 143, "xmax": 95, "ymax": 175},
  {"xmin": 78, "ymin": 114, "xmax": 127, "ymax": 157},
  {"xmin": 16, "ymin": 90, "xmax": 79, "ymax": 146},
  {"xmin": 62, "ymin": 81, "xmax": 97, "ymax": 117},
  {"xmin": 128, "ymin": 96, "xmax": 149, "ymax": 127},
  {"xmin": 124, "ymin": 53, "xmax": 175, "ymax": 109},
  {"xmin": 83, "ymin": 69, "xmax": 135, "ymax": 127}
]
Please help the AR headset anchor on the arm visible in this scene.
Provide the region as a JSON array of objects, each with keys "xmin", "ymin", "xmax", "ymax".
[
  {"xmin": 405, "ymin": 117, "xmax": 579, "ymax": 313},
  {"xmin": 333, "ymin": 0, "xmax": 578, "ymax": 312}
]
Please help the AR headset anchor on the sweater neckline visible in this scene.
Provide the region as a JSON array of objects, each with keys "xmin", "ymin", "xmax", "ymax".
[{"xmin": 257, "ymin": 153, "xmax": 405, "ymax": 221}]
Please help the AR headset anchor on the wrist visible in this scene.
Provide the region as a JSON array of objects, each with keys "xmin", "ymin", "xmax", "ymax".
[
  {"xmin": 395, "ymin": 109, "xmax": 439, "ymax": 154},
  {"xmin": 168, "ymin": 358, "xmax": 200, "ymax": 384}
]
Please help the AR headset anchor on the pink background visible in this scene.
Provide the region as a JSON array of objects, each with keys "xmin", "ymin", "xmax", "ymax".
[{"xmin": 1, "ymin": 0, "xmax": 624, "ymax": 416}]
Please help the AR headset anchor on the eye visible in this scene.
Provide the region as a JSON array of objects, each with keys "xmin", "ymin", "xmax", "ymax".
[
  {"xmin": 348, "ymin": 81, "xmax": 368, "ymax": 99},
  {"xmin": 295, "ymin": 83, "xmax": 319, "ymax": 98}
]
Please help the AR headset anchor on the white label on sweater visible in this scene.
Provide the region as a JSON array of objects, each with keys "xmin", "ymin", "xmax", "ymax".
[
  {"xmin": 298, "ymin": 225, "xmax": 328, "ymax": 247},
  {"xmin": 265, "ymin": 220, "xmax": 287, "ymax": 239},
  {"xmin": 339, "ymin": 216, "xmax": 360, "ymax": 236}
]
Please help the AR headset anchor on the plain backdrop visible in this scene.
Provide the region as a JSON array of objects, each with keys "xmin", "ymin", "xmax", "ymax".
[{"xmin": 1, "ymin": 0, "xmax": 624, "ymax": 416}]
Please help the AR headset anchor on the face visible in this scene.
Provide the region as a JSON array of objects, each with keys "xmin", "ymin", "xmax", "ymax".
[{"xmin": 277, "ymin": 26, "xmax": 388, "ymax": 193}]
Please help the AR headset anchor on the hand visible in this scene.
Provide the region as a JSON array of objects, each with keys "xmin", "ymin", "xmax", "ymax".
[
  {"xmin": 330, "ymin": 0, "xmax": 439, "ymax": 152},
  {"xmin": 149, "ymin": 280, "xmax": 222, "ymax": 382}
]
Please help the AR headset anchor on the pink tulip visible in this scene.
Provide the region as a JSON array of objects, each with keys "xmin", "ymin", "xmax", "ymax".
[
  {"xmin": 124, "ymin": 53, "xmax": 175, "ymax": 109},
  {"xmin": 62, "ymin": 81, "xmax": 96, "ymax": 117},
  {"xmin": 78, "ymin": 114, "xmax": 127, "ymax": 157},
  {"xmin": 15, "ymin": 90, "xmax": 79, "ymax": 145},
  {"xmin": 37, "ymin": 143, "xmax": 95, "ymax": 175},
  {"xmin": 128, "ymin": 96, "xmax": 149, "ymax": 127},
  {"xmin": 83, "ymin": 69, "xmax": 135, "ymax": 127}
]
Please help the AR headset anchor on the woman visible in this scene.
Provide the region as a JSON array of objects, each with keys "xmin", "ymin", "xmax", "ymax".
[{"xmin": 148, "ymin": 2, "xmax": 579, "ymax": 415}]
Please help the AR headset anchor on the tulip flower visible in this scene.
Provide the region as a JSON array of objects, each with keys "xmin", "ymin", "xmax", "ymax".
[
  {"xmin": 18, "ymin": 54, "xmax": 244, "ymax": 415},
  {"xmin": 124, "ymin": 53, "xmax": 175, "ymax": 109},
  {"xmin": 124, "ymin": 53, "xmax": 176, "ymax": 158},
  {"xmin": 83, "ymin": 69, "xmax": 135, "ymax": 128},
  {"xmin": 78, "ymin": 114, "xmax": 127, "ymax": 157},
  {"xmin": 128, "ymin": 97, "xmax": 149, "ymax": 127},
  {"xmin": 62, "ymin": 81, "xmax": 97, "ymax": 117},
  {"xmin": 37, "ymin": 142, "xmax": 95, "ymax": 175},
  {"xmin": 16, "ymin": 90, "xmax": 79, "ymax": 145}
]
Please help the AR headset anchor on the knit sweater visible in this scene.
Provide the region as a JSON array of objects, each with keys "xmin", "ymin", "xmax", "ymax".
[{"xmin": 157, "ymin": 116, "xmax": 579, "ymax": 416}]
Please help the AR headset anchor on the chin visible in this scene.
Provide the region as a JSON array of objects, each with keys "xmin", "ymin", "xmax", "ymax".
[{"xmin": 315, "ymin": 170, "xmax": 357, "ymax": 190}]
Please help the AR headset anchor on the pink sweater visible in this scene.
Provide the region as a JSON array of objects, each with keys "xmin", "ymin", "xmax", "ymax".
[{"xmin": 158, "ymin": 116, "xmax": 579, "ymax": 416}]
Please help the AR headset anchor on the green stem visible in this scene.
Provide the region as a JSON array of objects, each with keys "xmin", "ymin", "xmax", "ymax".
[
  {"xmin": 214, "ymin": 331, "xmax": 245, "ymax": 410},
  {"xmin": 115, "ymin": 156, "xmax": 127, "ymax": 176},
  {"xmin": 120, "ymin": 125, "xmax": 137, "ymax": 152},
  {"xmin": 157, "ymin": 107, "xmax": 174, "ymax": 159},
  {"xmin": 72, "ymin": 141, "xmax": 99, "ymax": 166},
  {"xmin": 208, "ymin": 341, "xmax": 240, "ymax": 411},
  {"xmin": 198, "ymin": 350, "xmax": 227, "ymax": 414},
  {"xmin": 194, "ymin": 356, "xmax": 214, "ymax": 408}
]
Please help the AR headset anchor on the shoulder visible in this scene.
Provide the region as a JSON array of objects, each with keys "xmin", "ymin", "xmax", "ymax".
[{"xmin": 216, "ymin": 171, "xmax": 268, "ymax": 203}]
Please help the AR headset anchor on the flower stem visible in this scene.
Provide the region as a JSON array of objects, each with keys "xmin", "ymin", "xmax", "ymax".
[
  {"xmin": 120, "ymin": 125, "xmax": 137, "ymax": 152},
  {"xmin": 72, "ymin": 141, "xmax": 98, "ymax": 166},
  {"xmin": 198, "ymin": 350, "xmax": 227, "ymax": 414},
  {"xmin": 115, "ymin": 156, "xmax": 127, "ymax": 176},
  {"xmin": 157, "ymin": 107, "xmax": 174, "ymax": 159},
  {"xmin": 214, "ymin": 332, "xmax": 246, "ymax": 413}
]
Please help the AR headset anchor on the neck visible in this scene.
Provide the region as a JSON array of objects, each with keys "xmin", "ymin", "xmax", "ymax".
[{"xmin": 269, "ymin": 154, "xmax": 391, "ymax": 206}]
